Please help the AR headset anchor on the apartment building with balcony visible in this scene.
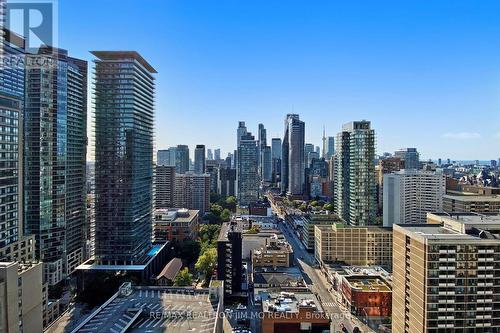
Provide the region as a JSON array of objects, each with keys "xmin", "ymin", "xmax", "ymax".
[
  {"xmin": 252, "ymin": 234, "xmax": 293, "ymax": 268},
  {"xmin": 393, "ymin": 213, "xmax": 500, "ymax": 332}
]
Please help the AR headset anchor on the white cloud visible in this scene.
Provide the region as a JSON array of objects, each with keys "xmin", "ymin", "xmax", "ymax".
[{"xmin": 442, "ymin": 132, "xmax": 481, "ymax": 140}]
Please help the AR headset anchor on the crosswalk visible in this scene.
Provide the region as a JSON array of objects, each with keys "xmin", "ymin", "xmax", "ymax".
[{"xmin": 322, "ymin": 302, "xmax": 337, "ymax": 307}]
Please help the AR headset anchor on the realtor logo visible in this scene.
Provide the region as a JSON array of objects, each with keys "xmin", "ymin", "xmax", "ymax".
[{"xmin": 4, "ymin": 0, "xmax": 58, "ymax": 53}]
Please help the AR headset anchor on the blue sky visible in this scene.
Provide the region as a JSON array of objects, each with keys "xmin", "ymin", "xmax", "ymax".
[{"xmin": 58, "ymin": 0, "xmax": 500, "ymax": 160}]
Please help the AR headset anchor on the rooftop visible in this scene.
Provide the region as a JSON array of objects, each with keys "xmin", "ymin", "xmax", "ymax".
[
  {"xmin": 261, "ymin": 291, "xmax": 324, "ymax": 313},
  {"xmin": 344, "ymin": 276, "xmax": 392, "ymax": 292},
  {"xmin": 154, "ymin": 208, "xmax": 199, "ymax": 223},
  {"xmin": 91, "ymin": 51, "xmax": 157, "ymax": 73},
  {"xmin": 69, "ymin": 286, "xmax": 218, "ymax": 333},
  {"xmin": 156, "ymin": 258, "xmax": 182, "ymax": 281},
  {"xmin": 443, "ymin": 194, "xmax": 500, "ymax": 201}
]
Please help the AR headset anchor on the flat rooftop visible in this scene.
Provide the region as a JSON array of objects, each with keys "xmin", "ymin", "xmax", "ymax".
[
  {"xmin": 261, "ymin": 291, "xmax": 324, "ymax": 313},
  {"xmin": 91, "ymin": 51, "xmax": 157, "ymax": 73},
  {"xmin": 443, "ymin": 194, "xmax": 500, "ymax": 201},
  {"xmin": 70, "ymin": 287, "xmax": 218, "ymax": 333},
  {"xmin": 344, "ymin": 276, "xmax": 392, "ymax": 292},
  {"xmin": 154, "ymin": 208, "xmax": 199, "ymax": 223}
]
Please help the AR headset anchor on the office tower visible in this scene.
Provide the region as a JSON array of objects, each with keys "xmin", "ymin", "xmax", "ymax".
[
  {"xmin": 261, "ymin": 146, "xmax": 272, "ymax": 182},
  {"xmin": 282, "ymin": 115, "xmax": 305, "ymax": 196},
  {"xmin": 315, "ymin": 145, "xmax": 320, "ymax": 155},
  {"xmin": 207, "ymin": 148, "xmax": 213, "ymax": 160},
  {"xmin": 0, "ymin": 262, "xmax": 43, "ymax": 332},
  {"xmin": 271, "ymin": 138, "xmax": 282, "ymax": 183},
  {"xmin": 205, "ymin": 160, "xmax": 219, "ymax": 193},
  {"xmin": 217, "ymin": 222, "xmax": 243, "ymax": 297},
  {"xmin": 491, "ymin": 159, "xmax": 497, "ymax": 168},
  {"xmin": 258, "ymin": 123, "xmax": 267, "ymax": 179},
  {"xmin": 438, "ymin": 158, "xmax": 442, "ymax": 166},
  {"xmin": 236, "ymin": 121, "xmax": 247, "ymax": 148},
  {"xmin": 271, "ymin": 138, "xmax": 282, "ymax": 160},
  {"xmin": 194, "ymin": 144, "xmax": 206, "ymax": 174},
  {"xmin": 383, "ymin": 170, "xmax": 446, "ymax": 227},
  {"xmin": 157, "ymin": 149, "xmax": 170, "ymax": 166},
  {"xmin": 376, "ymin": 157, "xmax": 404, "ymax": 214},
  {"xmin": 394, "ymin": 148, "xmax": 420, "ymax": 170},
  {"xmin": 334, "ymin": 121, "xmax": 376, "ymax": 226},
  {"xmin": 92, "ymin": 51, "xmax": 155, "ymax": 265},
  {"xmin": 393, "ymin": 213, "xmax": 500, "ymax": 332},
  {"xmin": 304, "ymin": 143, "xmax": 314, "ymax": 165},
  {"xmin": 237, "ymin": 132, "xmax": 259, "ymax": 205},
  {"xmin": 326, "ymin": 136, "xmax": 335, "ymax": 159},
  {"xmin": 155, "ymin": 166, "xmax": 176, "ymax": 209},
  {"xmin": 214, "ymin": 148, "xmax": 221, "ymax": 160},
  {"xmin": 307, "ymin": 151, "xmax": 319, "ymax": 167},
  {"xmin": 218, "ymin": 167, "xmax": 237, "ymax": 197},
  {"xmin": 24, "ymin": 47, "xmax": 87, "ymax": 284},
  {"xmin": 174, "ymin": 172, "xmax": 210, "ymax": 214},
  {"xmin": 175, "ymin": 144, "xmax": 190, "ymax": 173}
]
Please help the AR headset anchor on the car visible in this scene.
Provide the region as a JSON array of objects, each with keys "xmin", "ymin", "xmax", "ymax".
[{"xmin": 236, "ymin": 304, "xmax": 247, "ymax": 310}]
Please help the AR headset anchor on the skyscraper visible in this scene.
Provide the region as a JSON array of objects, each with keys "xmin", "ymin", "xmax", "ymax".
[
  {"xmin": 175, "ymin": 145, "xmax": 190, "ymax": 174},
  {"xmin": 304, "ymin": 143, "xmax": 314, "ymax": 166},
  {"xmin": 0, "ymin": 29, "xmax": 36, "ymax": 264},
  {"xmin": 214, "ymin": 148, "xmax": 221, "ymax": 160},
  {"xmin": 194, "ymin": 144, "xmax": 206, "ymax": 174},
  {"xmin": 236, "ymin": 121, "xmax": 247, "ymax": 148},
  {"xmin": 261, "ymin": 145, "xmax": 272, "ymax": 182},
  {"xmin": 92, "ymin": 51, "xmax": 155, "ymax": 265},
  {"xmin": 258, "ymin": 123, "xmax": 267, "ymax": 179},
  {"xmin": 383, "ymin": 170, "xmax": 446, "ymax": 227},
  {"xmin": 24, "ymin": 47, "xmax": 88, "ymax": 284},
  {"xmin": 395, "ymin": 148, "xmax": 420, "ymax": 170},
  {"xmin": 334, "ymin": 121, "xmax": 376, "ymax": 226},
  {"xmin": 281, "ymin": 115, "xmax": 305, "ymax": 196},
  {"xmin": 207, "ymin": 148, "xmax": 213, "ymax": 160},
  {"xmin": 271, "ymin": 138, "xmax": 282, "ymax": 183},
  {"xmin": 327, "ymin": 136, "xmax": 335, "ymax": 159},
  {"xmin": 237, "ymin": 132, "xmax": 259, "ymax": 205}
]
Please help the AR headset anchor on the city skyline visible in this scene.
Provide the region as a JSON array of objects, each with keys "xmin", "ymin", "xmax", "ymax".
[{"xmin": 57, "ymin": 1, "xmax": 500, "ymax": 160}]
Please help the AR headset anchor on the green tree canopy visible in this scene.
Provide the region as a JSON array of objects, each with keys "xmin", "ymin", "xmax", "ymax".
[
  {"xmin": 221, "ymin": 208, "xmax": 231, "ymax": 222},
  {"xmin": 323, "ymin": 203, "xmax": 334, "ymax": 211},
  {"xmin": 195, "ymin": 247, "xmax": 217, "ymax": 283},
  {"xmin": 174, "ymin": 267, "xmax": 193, "ymax": 286}
]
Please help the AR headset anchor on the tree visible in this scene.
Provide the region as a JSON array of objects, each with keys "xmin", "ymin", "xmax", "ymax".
[
  {"xmin": 195, "ymin": 247, "xmax": 217, "ymax": 283},
  {"xmin": 204, "ymin": 212, "xmax": 220, "ymax": 225},
  {"xmin": 199, "ymin": 224, "xmax": 221, "ymax": 242},
  {"xmin": 220, "ymin": 208, "xmax": 231, "ymax": 222},
  {"xmin": 223, "ymin": 196, "xmax": 237, "ymax": 212},
  {"xmin": 180, "ymin": 240, "xmax": 201, "ymax": 265},
  {"xmin": 210, "ymin": 203, "xmax": 223, "ymax": 218},
  {"xmin": 210, "ymin": 192, "xmax": 221, "ymax": 204},
  {"xmin": 299, "ymin": 203, "xmax": 308, "ymax": 212},
  {"xmin": 310, "ymin": 200, "xmax": 318, "ymax": 207},
  {"xmin": 174, "ymin": 267, "xmax": 193, "ymax": 286},
  {"xmin": 323, "ymin": 203, "xmax": 334, "ymax": 211}
]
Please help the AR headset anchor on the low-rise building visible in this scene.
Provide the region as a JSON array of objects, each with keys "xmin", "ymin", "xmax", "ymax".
[
  {"xmin": 0, "ymin": 262, "xmax": 43, "ymax": 333},
  {"xmin": 153, "ymin": 208, "xmax": 199, "ymax": 242},
  {"xmin": 315, "ymin": 224, "xmax": 392, "ymax": 267},
  {"xmin": 252, "ymin": 267, "xmax": 305, "ymax": 289},
  {"xmin": 341, "ymin": 275, "xmax": 392, "ymax": 318},
  {"xmin": 261, "ymin": 291, "xmax": 330, "ymax": 333},
  {"xmin": 252, "ymin": 234, "xmax": 293, "ymax": 268}
]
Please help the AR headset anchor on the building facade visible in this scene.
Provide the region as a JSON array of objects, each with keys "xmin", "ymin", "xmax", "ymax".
[
  {"xmin": 283, "ymin": 114, "xmax": 305, "ymax": 196},
  {"xmin": 393, "ymin": 214, "xmax": 500, "ymax": 332},
  {"xmin": 173, "ymin": 172, "xmax": 210, "ymax": 214},
  {"xmin": 237, "ymin": 133, "xmax": 259, "ymax": 205},
  {"xmin": 314, "ymin": 224, "xmax": 393, "ymax": 267},
  {"xmin": 93, "ymin": 51, "xmax": 156, "ymax": 265},
  {"xmin": 218, "ymin": 167, "xmax": 237, "ymax": 197},
  {"xmin": 155, "ymin": 165, "xmax": 176, "ymax": 209},
  {"xmin": 383, "ymin": 170, "xmax": 446, "ymax": 227},
  {"xmin": 194, "ymin": 144, "xmax": 206, "ymax": 174},
  {"xmin": 24, "ymin": 48, "xmax": 87, "ymax": 284},
  {"xmin": 217, "ymin": 222, "xmax": 243, "ymax": 297},
  {"xmin": 334, "ymin": 121, "xmax": 377, "ymax": 226},
  {"xmin": 153, "ymin": 208, "xmax": 199, "ymax": 242},
  {"xmin": 443, "ymin": 194, "xmax": 500, "ymax": 214},
  {"xmin": 394, "ymin": 147, "xmax": 420, "ymax": 170}
]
